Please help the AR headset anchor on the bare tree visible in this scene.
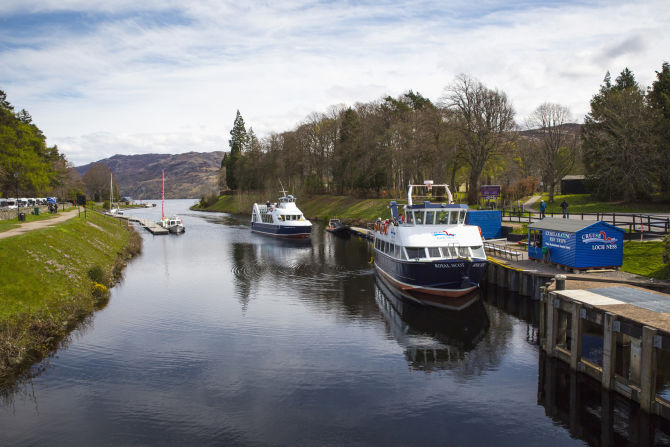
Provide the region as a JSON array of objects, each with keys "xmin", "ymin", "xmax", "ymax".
[
  {"xmin": 526, "ymin": 103, "xmax": 578, "ymax": 202},
  {"xmin": 442, "ymin": 74, "xmax": 516, "ymax": 204}
]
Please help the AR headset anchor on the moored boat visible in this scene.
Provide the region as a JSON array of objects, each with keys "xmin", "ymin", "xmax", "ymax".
[
  {"xmin": 159, "ymin": 216, "xmax": 185, "ymax": 234},
  {"xmin": 250, "ymin": 191, "xmax": 312, "ymax": 238},
  {"xmin": 373, "ymin": 181, "xmax": 488, "ymax": 308},
  {"xmin": 325, "ymin": 218, "xmax": 350, "ymax": 236}
]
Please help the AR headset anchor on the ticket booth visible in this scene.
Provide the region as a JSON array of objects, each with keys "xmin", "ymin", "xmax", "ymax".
[{"xmin": 528, "ymin": 218, "xmax": 624, "ymax": 269}]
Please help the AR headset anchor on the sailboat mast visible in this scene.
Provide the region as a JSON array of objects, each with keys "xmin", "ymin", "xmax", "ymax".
[
  {"xmin": 110, "ymin": 173, "xmax": 113, "ymax": 210},
  {"xmin": 161, "ymin": 170, "xmax": 165, "ymax": 220}
]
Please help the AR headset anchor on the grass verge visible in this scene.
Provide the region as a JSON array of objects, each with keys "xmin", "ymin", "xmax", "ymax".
[
  {"xmin": 622, "ymin": 241, "xmax": 670, "ymax": 280},
  {"xmin": 540, "ymin": 194, "xmax": 670, "ymax": 214},
  {"xmin": 193, "ymin": 192, "xmax": 395, "ymax": 224},
  {"xmin": 0, "ymin": 211, "xmax": 141, "ymax": 380}
]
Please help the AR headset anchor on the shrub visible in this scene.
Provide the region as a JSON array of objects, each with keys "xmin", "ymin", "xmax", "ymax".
[
  {"xmin": 91, "ymin": 282, "xmax": 109, "ymax": 299},
  {"xmin": 87, "ymin": 265, "xmax": 105, "ymax": 283},
  {"xmin": 663, "ymin": 234, "xmax": 670, "ymax": 265}
]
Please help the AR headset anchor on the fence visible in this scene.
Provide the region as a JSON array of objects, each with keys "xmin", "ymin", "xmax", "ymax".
[{"xmin": 501, "ymin": 208, "xmax": 670, "ymax": 235}]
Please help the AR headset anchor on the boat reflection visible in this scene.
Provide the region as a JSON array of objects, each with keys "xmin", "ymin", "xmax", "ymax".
[{"xmin": 374, "ymin": 274, "xmax": 490, "ymax": 371}]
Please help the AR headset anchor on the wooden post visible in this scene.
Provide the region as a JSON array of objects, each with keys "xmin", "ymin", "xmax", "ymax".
[
  {"xmin": 570, "ymin": 302, "xmax": 582, "ymax": 370},
  {"xmin": 545, "ymin": 292, "xmax": 557, "ymax": 355},
  {"xmin": 602, "ymin": 313, "xmax": 616, "ymax": 390},
  {"xmin": 639, "ymin": 326, "xmax": 657, "ymax": 413}
]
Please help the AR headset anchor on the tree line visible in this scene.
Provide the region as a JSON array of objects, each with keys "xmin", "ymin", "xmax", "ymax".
[
  {"xmin": 0, "ymin": 89, "xmax": 123, "ymax": 203},
  {"xmin": 222, "ymin": 65, "xmax": 670, "ymax": 204}
]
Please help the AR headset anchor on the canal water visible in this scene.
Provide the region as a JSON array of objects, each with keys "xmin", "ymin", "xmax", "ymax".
[{"xmin": 2, "ymin": 200, "xmax": 670, "ymax": 446}]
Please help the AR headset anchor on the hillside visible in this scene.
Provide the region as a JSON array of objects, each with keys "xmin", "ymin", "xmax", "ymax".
[{"xmin": 76, "ymin": 151, "xmax": 225, "ymax": 199}]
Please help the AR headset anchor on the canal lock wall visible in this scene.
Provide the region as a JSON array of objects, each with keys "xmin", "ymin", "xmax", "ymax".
[{"xmin": 483, "ymin": 259, "xmax": 670, "ymax": 420}]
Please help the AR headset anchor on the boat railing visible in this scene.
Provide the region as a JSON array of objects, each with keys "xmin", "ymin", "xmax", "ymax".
[{"xmin": 484, "ymin": 240, "xmax": 525, "ymax": 262}]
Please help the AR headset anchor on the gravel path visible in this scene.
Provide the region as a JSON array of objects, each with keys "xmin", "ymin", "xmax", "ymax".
[{"xmin": 0, "ymin": 209, "xmax": 80, "ymax": 240}]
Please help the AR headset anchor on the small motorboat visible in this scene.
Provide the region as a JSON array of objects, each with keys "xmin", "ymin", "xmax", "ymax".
[
  {"xmin": 158, "ymin": 216, "xmax": 185, "ymax": 234},
  {"xmin": 325, "ymin": 218, "xmax": 350, "ymax": 236}
]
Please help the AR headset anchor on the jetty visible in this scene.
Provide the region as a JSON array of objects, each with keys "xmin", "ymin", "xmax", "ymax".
[
  {"xmin": 108, "ymin": 213, "xmax": 169, "ymax": 235},
  {"xmin": 484, "ymin": 243, "xmax": 670, "ymax": 420}
]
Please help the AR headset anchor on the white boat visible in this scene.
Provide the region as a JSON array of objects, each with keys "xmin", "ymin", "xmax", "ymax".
[
  {"xmin": 250, "ymin": 189, "xmax": 312, "ymax": 238},
  {"xmin": 156, "ymin": 170, "xmax": 185, "ymax": 234},
  {"xmin": 109, "ymin": 174, "xmax": 123, "ymax": 215},
  {"xmin": 373, "ymin": 181, "xmax": 488, "ymax": 308},
  {"xmin": 159, "ymin": 215, "xmax": 185, "ymax": 234}
]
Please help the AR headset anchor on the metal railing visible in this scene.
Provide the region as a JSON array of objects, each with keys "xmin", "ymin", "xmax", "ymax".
[
  {"xmin": 484, "ymin": 240, "xmax": 524, "ymax": 262},
  {"xmin": 501, "ymin": 208, "xmax": 670, "ymax": 235}
]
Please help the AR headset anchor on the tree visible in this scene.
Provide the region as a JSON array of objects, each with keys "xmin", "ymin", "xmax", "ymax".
[
  {"xmin": 583, "ymin": 69, "xmax": 657, "ymax": 201},
  {"xmin": 648, "ymin": 62, "xmax": 670, "ymax": 195},
  {"xmin": 82, "ymin": 163, "xmax": 116, "ymax": 202},
  {"xmin": 225, "ymin": 110, "xmax": 248, "ymax": 190},
  {"xmin": 526, "ymin": 103, "xmax": 578, "ymax": 202},
  {"xmin": 442, "ymin": 75, "xmax": 516, "ymax": 204}
]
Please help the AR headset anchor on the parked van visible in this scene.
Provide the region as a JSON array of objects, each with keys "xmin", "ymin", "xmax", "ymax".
[
  {"xmin": 18, "ymin": 198, "xmax": 28, "ymax": 207},
  {"xmin": 4, "ymin": 199, "xmax": 17, "ymax": 209}
]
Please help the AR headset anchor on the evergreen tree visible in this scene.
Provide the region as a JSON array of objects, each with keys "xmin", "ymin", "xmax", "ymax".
[
  {"xmin": 648, "ymin": 62, "xmax": 670, "ymax": 194},
  {"xmin": 583, "ymin": 69, "xmax": 656, "ymax": 201},
  {"xmin": 225, "ymin": 110, "xmax": 248, "ymax": 190}
]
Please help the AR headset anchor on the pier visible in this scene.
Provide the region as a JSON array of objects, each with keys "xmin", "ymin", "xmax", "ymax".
[
  {"xmin": 485, "ymin": 247, "xmax": 670, "ymax": 420},
  {"xmin": 108, "ymin": 213, "xmax": 169, "ymax": 235}
]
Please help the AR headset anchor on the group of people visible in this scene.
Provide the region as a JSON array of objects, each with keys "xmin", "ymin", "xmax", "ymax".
[{"xmin": 539, "ymin": 199, "xmax": 569, "ymax": 219}]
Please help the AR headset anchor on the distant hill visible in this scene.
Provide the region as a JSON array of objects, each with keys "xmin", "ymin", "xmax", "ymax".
[{"xmin": 76, "ymin": 151, "xmax": 225, "ymax": 199}]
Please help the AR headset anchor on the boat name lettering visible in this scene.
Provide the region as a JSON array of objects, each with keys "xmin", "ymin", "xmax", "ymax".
[
  {"xmin": 435, "ymin": 263, "xmax": 465, "ymax": 269},
  {"xmin": 471, "ymin": 262, "xmax": 487, "ymax": 268}
]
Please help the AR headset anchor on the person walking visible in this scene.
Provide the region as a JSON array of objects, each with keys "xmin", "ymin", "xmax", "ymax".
[
  {"xmin": 560, "ymin": 199, "xmax": 569, "ymax": 218},
  {"xmin": 539, "ymin": 200, "xmax": 546, "ymax": 219}
]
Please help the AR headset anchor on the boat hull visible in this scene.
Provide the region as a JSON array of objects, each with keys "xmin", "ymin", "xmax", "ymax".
[
  {"xmin": 251, "ymin": 222, "xmax": 312, "ymax": 238},
  {"xmin": 169, "ymin": 225, "xmax": 185, "ymax": 234},
  {"xmin": 374, "ymin": 252, "xmax": 487, "ymax": 306}
]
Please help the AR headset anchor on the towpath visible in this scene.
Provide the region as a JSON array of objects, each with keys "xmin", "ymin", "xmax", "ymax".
[{"xmin": 0, "ymin": 209, "xmax": 80, "ymax": 240}]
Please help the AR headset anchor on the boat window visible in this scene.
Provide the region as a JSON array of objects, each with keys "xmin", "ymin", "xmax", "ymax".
[
  {"xmin": 400, "ymin": 247, "xmax": 408, "ymax": 260},
  {"xmin": 440, "ymin": 247, "xmax": 452, "ymax": 258},
  {"xmin": 458, "ymin": 247, "xmax": 471, "ymax": 258},
  {"xmin": 394, "ymin": 244, "xmax": 400, "ymax": 258},
  {"xmin": 471, "ymin": 246, "xmax": 486, "ymax": 258},
  {"xmin": 437, "ymin": 211, "xmax": 449, "ymax": 224},
  {"xmin": 405, "ymin": 212, "xmax": 414, "ymax": 225},
  {"xmin": 425, "ymin": 211, "xmax": 435, "ymax": 225},
  {"xmin": 458, "ymin": 211, "xmax": 466, "ymax": 224},
  {"xmin": 389, "ymin": 243, "xmax": 395, "ymax": 256},
  {"xmin": 414, "ymin": 212, "xmax": 423, "ymax": 225},
  {"xmin": 406, "ymin": 247, "xmax": 426, "ymax": 259},
  {"xmin": 428, "ymin": 247, "xmax": 441, "ymax": 258}
]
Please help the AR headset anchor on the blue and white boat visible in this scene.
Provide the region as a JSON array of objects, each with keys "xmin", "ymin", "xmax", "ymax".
[
  {"xmin": 373, "ymin": 181, "xmax": 488, "ymax": 308},
  {"xmin": 250, "ymin": 191, "xmax": 312, "ymax": 238}
]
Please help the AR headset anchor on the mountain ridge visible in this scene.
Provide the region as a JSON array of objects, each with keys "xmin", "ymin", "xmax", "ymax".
[{"xmin": 76, "ymin": 151, "xmax": 225, "ymax": 199}]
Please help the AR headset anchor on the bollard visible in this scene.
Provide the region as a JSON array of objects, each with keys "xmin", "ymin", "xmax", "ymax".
[{"xmin": 555, "ymin": 274, "xmax": 566, "ymax": 291}]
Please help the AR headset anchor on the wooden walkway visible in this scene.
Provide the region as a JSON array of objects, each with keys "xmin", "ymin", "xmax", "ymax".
[{"xmin": 109, "ymin": 213, "xmax": 169, "ymax": 235}]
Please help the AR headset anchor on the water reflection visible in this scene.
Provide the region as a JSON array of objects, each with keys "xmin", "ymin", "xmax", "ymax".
[
  {"xmin": 374, "ymin": 275, "xmax": 489, "ymax": 370},
  {"xmin": 538, "ymin": 354, "xmax": 670, "ymax": 446}
]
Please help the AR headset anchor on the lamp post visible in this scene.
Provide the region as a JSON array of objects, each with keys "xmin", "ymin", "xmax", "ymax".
[{"xmin": 13, "ymin": 171, "xmax": 18, "ymax": 221}]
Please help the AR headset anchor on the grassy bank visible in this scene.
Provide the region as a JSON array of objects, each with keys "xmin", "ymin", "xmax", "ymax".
[
  {"xmin": 0, "ymin": 211, "xmax": 141, "ymax": 379},
  {"xmin": 621, "ymin": 241, "xmax": 670, "ymax": 280},
  {"xmin": 193, "ymin": 192, "xmax": 395, "ymax": 224},
  {"xmin": 540, "ymin": 194, "xmax": 670, "ymax": 214}
]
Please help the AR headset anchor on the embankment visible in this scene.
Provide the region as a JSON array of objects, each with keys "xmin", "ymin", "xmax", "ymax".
[
  {"xmin": 0, "ymin": 211, "xmax": 141, "ymax": 379},
  {"xmin": 193, "ymin": 192, "xmax": 393, "ymax": 223}
]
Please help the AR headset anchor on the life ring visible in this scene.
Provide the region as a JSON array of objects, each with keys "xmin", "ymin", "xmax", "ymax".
[{"xmin": 478, "ymin": 226, "xmax": 482, "ymax": 236}]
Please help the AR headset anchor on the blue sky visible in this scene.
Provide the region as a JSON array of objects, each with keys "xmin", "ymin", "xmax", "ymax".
[{"xmin": 1, "ymin": 0, "xmax": 668, "ymax": 165}]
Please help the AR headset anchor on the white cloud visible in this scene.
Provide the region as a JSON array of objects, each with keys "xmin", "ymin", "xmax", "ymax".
[{"xmin": 1, "ymin": 0, "xmax": 669, "ymax": 164}]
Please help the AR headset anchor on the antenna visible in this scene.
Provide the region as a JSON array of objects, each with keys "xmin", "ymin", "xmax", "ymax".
[{"xmin": 279, "ymin": 179, "xmax": 288, "ymax": 197}]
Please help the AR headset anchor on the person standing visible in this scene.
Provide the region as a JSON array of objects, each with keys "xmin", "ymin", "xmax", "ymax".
[
  {"xmin": 539, "ymin": 200, "xmax": 546, "ymax": 219},
  {"xmin": 560, "ymin": 199, "xmax": 569, "ymax": 218}
]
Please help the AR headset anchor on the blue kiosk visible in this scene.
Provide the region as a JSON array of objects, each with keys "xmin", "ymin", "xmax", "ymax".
[{"xmin": 528, "ymin": 218, "xmax": 624, "ymax": 270}]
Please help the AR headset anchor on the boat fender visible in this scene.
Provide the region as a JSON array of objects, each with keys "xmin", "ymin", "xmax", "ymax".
[{"xmin": 478, "ymin": 226, "xmax": 482, "ymax": 236}]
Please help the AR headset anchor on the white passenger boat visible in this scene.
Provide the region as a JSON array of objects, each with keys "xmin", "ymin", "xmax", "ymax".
[
  {"xmin": 250, "ymin": 190, "xmax": 312, "ymax": 238},
  {"xmin": 158, "ymin": 215, "xmax": 185, "ymax": 234},
  {"xmin": 373, "ymin": 181, "xmax": 488, "ymax": 308}
]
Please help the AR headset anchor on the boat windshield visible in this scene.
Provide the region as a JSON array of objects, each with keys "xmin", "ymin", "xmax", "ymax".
[{"xmin": 405, "ymin": 209, "xmax": 465, "ymax": 225}]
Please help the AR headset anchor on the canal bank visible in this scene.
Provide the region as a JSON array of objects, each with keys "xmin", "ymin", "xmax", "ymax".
[
  {"xmin": 0, "ymin": 211, "xmax": 141, "ymax": 380},
  {"xmin": 484, "ymin": 249, "xmax": 670, "ymax": 421}
]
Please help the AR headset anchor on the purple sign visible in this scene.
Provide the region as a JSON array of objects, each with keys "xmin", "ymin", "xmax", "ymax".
[{"xmin": 480, "ymin": 185, "xmax": 501, "ymax": 198}]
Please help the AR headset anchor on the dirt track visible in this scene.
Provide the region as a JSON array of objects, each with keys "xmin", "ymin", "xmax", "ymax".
[{"xmin": 0, "ymin": 209, "xmax": 80, "ymax": 240}]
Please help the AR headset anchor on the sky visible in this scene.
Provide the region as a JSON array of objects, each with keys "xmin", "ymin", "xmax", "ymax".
[{"xmin": 1, "ymin": 0, "xmax": 668, "ymax": 165}]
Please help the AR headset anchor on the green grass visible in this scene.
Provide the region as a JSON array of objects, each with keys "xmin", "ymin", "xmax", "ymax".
[
  {"xmin": 539, "ymin": 193, "xmax": 670, "ymax": 214},
  {"xmin": 622, "ymin": 241, "xmax": 670, "ymax": 280},
  {"xmin": 0, "ymin": 207, "xmax": 75, "ymax": 233},
  {"xmin": 0, "ymin": 211, "xmax": 140, "ymax": 375}
]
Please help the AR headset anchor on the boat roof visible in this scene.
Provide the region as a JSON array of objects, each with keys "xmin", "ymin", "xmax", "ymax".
[{"xmin": 405, "ymin": 202, "xmax": 468, "ymax": 210}]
